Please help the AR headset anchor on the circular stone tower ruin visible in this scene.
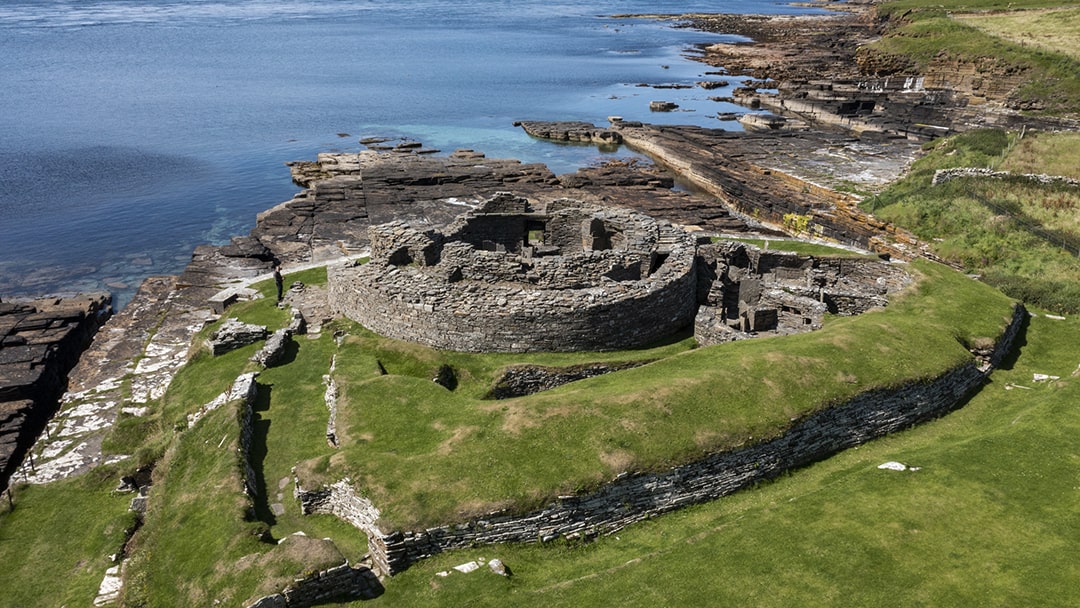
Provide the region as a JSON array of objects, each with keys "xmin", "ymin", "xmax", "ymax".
[{"xmin": 327, "ymin": 193, "xmax": 699, "ymax": 352}]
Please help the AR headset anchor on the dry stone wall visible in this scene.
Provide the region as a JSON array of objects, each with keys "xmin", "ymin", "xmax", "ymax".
[
  {"xmin": 245, "ymin": 561, "xmax": 382, "ymax": 608},
  {"xmin": 932, "ymin": 168, "xmax": 1080, "ymax": 188},
  {"xmin": 695, "ymin": 240, "xmax": 912, "ymax": 344},
  {"xmin": 297, "ymin": 303, "xmax": 1024, "ymax": 576},
  {"xmin": 329, "ymin": 195, "xmax": 699, "ymax": 353},
  {"xmin": 488, "ymin": 361, "xmax": 650, "ymax": 399}
]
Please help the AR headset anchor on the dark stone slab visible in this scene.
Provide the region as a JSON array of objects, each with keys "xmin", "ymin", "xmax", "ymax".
[{"xmin": 0, "ymin": 293, "xmax": 111, "ymax": 493}]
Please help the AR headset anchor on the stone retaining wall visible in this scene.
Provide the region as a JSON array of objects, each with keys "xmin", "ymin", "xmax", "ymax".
[
  {"xmin": 298, "ymin": 303, "xmax": 1025, "ymax": 576},
  {"xmin": 487, "ymin": 361, "xmax": 651, "ymax": 399},
  {"xmin": 245, "ymin": 561, "xmax": 382, "ymax": 608}
]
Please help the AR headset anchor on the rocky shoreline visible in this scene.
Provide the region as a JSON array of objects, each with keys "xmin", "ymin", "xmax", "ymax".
[
  {"xmin": 0, "ymin": 293, "xmax": 110, "ymax": 493},
  {"xmin": 3, "ymin": 2, "xmax": 1067, "ymax": 503}
]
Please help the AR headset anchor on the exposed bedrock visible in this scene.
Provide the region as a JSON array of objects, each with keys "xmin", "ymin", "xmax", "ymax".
[
  {"xmin": 243, "ymin": 142, "xmax": 756, "ymax": 270},
  {"xmin": 0, "ymin": 293, "xmax": 111, "ymax": 493},
  {"xmin": 682, "ymin": 9, "xmax": 1076, "ymax": 137},
  {"xmin": 517, "ymin": 120, "xmax": 940, "ymax": 263}
]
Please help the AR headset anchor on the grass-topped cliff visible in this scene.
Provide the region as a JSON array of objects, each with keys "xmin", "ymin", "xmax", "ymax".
[
  {"xmin": 2, "ymin": 0, "xmax": 1080, "ymax": 606},
  {"xmin": 863, "ymin": 0, "xmax": 1080, "ymax": 117}
]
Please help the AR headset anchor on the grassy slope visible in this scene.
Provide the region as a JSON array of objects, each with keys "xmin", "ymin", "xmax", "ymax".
[
  {"xmin": 0, "ymin": 472, "xmax": 134, "ymax": 608},
  {"xmin": 866, "ymin": 129, "xmax": 1080, "ymax": 313},
  {"xmin": 369, "ymin": 310, "xmax": 1080, "ymax": 608},
  {"xmin": 324, "ymin": 260, "xmax": 1013, "ymax": 530},
  {"xmin": 868, "ymin": 0, "xmax": 1080, "ymax": 116},
  {"xmin": 955, "ymin": 6, "xmax": 1080, "ymax": 62}
]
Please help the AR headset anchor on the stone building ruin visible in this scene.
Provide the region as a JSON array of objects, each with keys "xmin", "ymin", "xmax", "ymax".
[
  {"xmin": 328, "ymin": 193, "xmax": 913, "ymax": 353},
  {"xmin": 695, "ymin": 240, "xmax": 913, "ymax": 345},
  {"xmin": 328, "ymin": 193, "xmax": 700, "ymax": 352}
]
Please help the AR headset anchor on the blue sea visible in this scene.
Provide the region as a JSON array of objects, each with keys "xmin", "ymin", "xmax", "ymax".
[{"xmin": 0, "ymin": 0, "xmax": 821, "ymax": 307}]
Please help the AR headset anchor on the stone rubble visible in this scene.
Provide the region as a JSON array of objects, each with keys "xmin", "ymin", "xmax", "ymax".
[{"xmin": 206, "ymin": 318, "xmax": 269, "ymax": 356}]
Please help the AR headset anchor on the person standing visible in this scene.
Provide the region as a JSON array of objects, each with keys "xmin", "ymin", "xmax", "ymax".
[{"xmin": 273, "ymin": 264, "xmax": 284, "ymax": 303}]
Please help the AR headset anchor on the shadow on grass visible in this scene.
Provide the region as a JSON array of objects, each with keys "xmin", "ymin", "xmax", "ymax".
[
  {"xmin": 632, "ymin": 324, "xmax": 695, "ymax": 350},
  {"xmin": 267, "ymin": 339, "xmax": 301, "ymax": 368},
  {"xmin": 995, "ymin": 308, "xmax": 1029, "ymax": 372},
  {"xmin": 250, "ymin": 382, "xmax": 276, "ymax": 529}
]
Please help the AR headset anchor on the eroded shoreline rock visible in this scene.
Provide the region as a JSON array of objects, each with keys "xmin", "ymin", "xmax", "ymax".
[{"xmin": 0, "ymin": 293, "xmax": 111, "ymax": 492}]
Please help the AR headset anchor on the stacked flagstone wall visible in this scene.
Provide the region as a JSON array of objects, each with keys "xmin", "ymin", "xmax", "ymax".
[{"xmin": 328, "ymin": 194, "xmax": 699, "ymax": 353}]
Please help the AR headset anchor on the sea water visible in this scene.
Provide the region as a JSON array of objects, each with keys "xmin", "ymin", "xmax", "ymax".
[{"xmin": 0, "ymin": 0, "xmax": 820, "ymax": 307}]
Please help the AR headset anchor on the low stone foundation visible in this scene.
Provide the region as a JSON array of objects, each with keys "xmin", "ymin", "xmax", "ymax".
[
  {"xmin": 932, "ymin": 167, "xmax": 1080, "ymax": 188},
  {"xmin": 487, "ymin": 361, "xmax": 651, "ymax": 399},
  {"xmin": 245, "ymin": 561, "xmax": 382, "ymax": 608}
]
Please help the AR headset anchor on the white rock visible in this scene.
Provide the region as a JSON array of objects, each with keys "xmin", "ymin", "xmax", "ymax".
[{"xmin": 453, "ymin": 561, "xmax": 481, "ymax": 574}]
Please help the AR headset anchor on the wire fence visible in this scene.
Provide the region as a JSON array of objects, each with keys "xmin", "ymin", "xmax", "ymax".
[{"xmin": 962, "ymin": 181, "xmax": 1080, "ymax": 259}]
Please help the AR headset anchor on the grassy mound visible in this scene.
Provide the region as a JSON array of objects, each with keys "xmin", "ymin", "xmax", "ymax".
[
  {"xmin": 371, "ymin": 309, "xmax": 1080, "ymax": 607},
  {"xmin": 300, "ymin": 259, "xmax": 1015, "ymax": 530}
]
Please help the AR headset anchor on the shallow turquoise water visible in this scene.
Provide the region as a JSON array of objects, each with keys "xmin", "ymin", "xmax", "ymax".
[{"xmin": 0, "ymin": 0, "xmax": 820, "ymax": 306}]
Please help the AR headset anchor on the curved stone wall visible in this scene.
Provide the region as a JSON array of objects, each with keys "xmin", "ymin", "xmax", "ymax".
[{"xmin": 328, "ymin": 194, "xmax": 699, "ymax": 352}]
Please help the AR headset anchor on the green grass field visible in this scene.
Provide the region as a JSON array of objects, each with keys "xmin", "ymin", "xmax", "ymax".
[{"xmin": 956, "ymin": 7, "xmax": 1080, "ymax": 62}]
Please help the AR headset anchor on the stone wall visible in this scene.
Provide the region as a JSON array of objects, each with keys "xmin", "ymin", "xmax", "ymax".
[
  {"xmin": 932, "ymin": 168, "xmax": 1080, "ymax": 188},
  {"xmin": 297, "ymin": 303, "xmax": 1024, "ymax": 576},
  {"xmin": 234, "ymin": 373, "xmax": 261, "ymax": 499},
  {"xmin": 487, "ymin": 361, "xmax": 651, "ymax": 399},
  {"xmin": 695, "ymin": 241, "xmax": 912, "ymax": 345},
  {"xmin": 329, "ymin": 195, "xmax": 699, "ymax": 353},
  {"xmin": 245, "ymin": 561, "xmax": 382, "ymax": 608},
  {"xmin": 294, "ymin": 479, "xmax": 390, "ymax": 572}
]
